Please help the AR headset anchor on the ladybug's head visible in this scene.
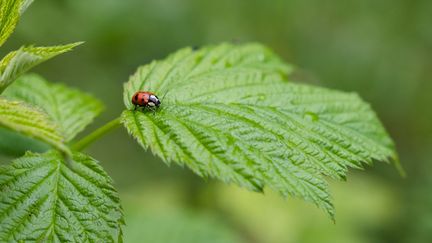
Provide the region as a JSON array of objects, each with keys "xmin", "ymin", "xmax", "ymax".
[{"xmin": 148, "ymin": 94, "xmax": 161, "ymax": 107}]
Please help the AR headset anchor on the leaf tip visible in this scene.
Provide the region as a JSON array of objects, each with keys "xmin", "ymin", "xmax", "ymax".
[{"xmin": 62, "ymin": 41, "xmax": 85, "ymax": 51}]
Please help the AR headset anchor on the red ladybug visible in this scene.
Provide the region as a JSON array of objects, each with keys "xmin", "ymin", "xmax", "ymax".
[{"xmin": 132, "ymin": 91, "xmax": 161, "ymax": 109}]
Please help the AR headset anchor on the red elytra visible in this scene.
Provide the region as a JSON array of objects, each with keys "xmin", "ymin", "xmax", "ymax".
[{"xmin": 132, "ymin": 91, "xmax": 161, "ymax": 108}]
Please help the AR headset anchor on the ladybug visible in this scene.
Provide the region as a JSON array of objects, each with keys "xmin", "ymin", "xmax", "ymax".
[{"xmin": 132, "ymin": 91, "xmax": 161, "ymax": 109}]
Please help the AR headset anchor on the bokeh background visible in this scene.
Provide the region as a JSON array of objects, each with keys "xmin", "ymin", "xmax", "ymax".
[{"xmin": 1, "ymin": 0, "xmax": 431, "ymax": 242}]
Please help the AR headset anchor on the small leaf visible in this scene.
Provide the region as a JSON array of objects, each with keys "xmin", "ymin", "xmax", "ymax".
[
  {"xmin": 3, "ymin": 74, "xmax": 104, "ymax": 141},
  {"xmin": 0, "ymin": 98, "xmax": 69, "ymax": 154},
  {"xmin": 0, "ymin": 0, "xmax": 19, "ymax": 47},
  {"xmin": 0, "ymin": 0, "xmax": 33, "ymax": 47},
  {"xmin": 0, "ymin": 43, "xmax": 82, "ymax": 93},
  {"xmin": 0, "ymin": 150, "xmax": 124, "ymax": 242},
  {"xmin": 121, "ymin": 43, "xmax": 398, "ymax": 219}
]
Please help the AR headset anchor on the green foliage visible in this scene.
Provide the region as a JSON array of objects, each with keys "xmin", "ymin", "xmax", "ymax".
[
  {"xmin": 0, "ymin": 74, "xmax": 103, "ymax": 155},
  {"xmin": 0, "ymin": 150, "xmax": 124, "ymax": 242},
  {"xmin": 0, "ymin": 2, "xmax": 125, "ymax": 242},
  {"xmin": 0, "ymin": 0, "xmax": 402, "ymax": 238},
  {"xmin": 0, "ymin": 0, "xmax": 81, "ymax": 93},
  {"xmin": 0, "ymin": 43, "xmax": 82, "ymax": 93},
  {"xmin": 121, "ymin": 43, "xmax": 398, "ymax": 218},
  {"xmin": 3, "ymin": 74, "xmax": 104, "ymax": 141},
  {"xmin": 0, "ymin": 98, "xmax": 69, "ymax": 153}
]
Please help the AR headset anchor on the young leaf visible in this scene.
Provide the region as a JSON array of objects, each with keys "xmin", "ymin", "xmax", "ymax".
[
  {"xmin": 0, "ymin": 0, "xmax": 33, "ymax": 47},
  {"xmin": 0, "ymin": 43, "xmax": 82, "ymax": 93},
  {"xmin": 3, "ymin": 74, "xmax": 104, "ymax": 141},
  {"xmin": 0, "ymin": 150, "xmax": 124, "ymax": 242},
  {"xmin": 0, "ymin": 98, "xmax": 69, "ymax": 154},
  {"xmin": 0, "ymin": 0, "xmax": 19, "ymax": 47},
  {"xmin": 121, "ymin": 43, "xmax": 398, "ymax": 219}
]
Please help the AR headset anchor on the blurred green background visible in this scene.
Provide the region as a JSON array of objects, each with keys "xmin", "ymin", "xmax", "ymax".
[{"xmin": 1, "ymin": 0, "xmax": 431, "ymax": 242}]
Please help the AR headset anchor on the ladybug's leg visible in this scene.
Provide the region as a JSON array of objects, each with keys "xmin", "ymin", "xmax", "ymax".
[
  {"xmin": 150, "ymin": 106, "xmax": 157, "ymax": 115},
  {"xmin": 144, "ymin": 106, "xmax": 155, "ymax": 115},
  {"xmin": 134, "ymin": 105, "xmax": 144, "ymax": 111}
]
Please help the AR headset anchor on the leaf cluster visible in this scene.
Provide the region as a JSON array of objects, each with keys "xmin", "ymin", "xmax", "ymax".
[
  {"xmin": 0, "ymin": 1, "xmax": 123, "ymax": 241},
  {"xmin": 0, "ymin": 0, "xmax": 401, "ymax": 241}
]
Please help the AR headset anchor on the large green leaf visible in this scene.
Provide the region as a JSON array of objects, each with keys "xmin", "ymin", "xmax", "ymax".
[
  {"xmin": 0, "ymin": 43, "xmax": 82, "ymax": 93},
  {"xmin": 3, "ymin": 74, "xmax": 104, "ymax": 141},
  {"xmin": 0, "ymin": 151, "xmax": 124, "ymax": 242},
  {"xmin": 121, "ymin": 43, "xmax": 398, "ymax": 219},
  {"xmin": 0, "ymin": 98, "xmax": 69, "ymax": 154}
]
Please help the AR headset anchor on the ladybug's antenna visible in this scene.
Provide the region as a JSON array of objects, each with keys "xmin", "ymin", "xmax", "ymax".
[
  {"xmin": 161, "ymin": 91, "xmax": 167, "ymax": 102},
  {"xmin": 160, "ymin": 88, "xmax": 170, "ymax": 105}
]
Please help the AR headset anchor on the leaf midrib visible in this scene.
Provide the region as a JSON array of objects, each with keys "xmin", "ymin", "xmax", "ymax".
[{"xmin": 163, "ymin": 102, "xmax": 393, "ymax": 156}]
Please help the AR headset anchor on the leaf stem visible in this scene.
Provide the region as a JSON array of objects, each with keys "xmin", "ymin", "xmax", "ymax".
[{"xmin": 72, "ymin": 117, "xmax": 121, "ymax": 151}]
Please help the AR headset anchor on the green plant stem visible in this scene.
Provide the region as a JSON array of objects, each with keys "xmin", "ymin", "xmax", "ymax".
[{"xmin": 72, "ymin": 117, "xmax": 121, "ymax": 151}]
